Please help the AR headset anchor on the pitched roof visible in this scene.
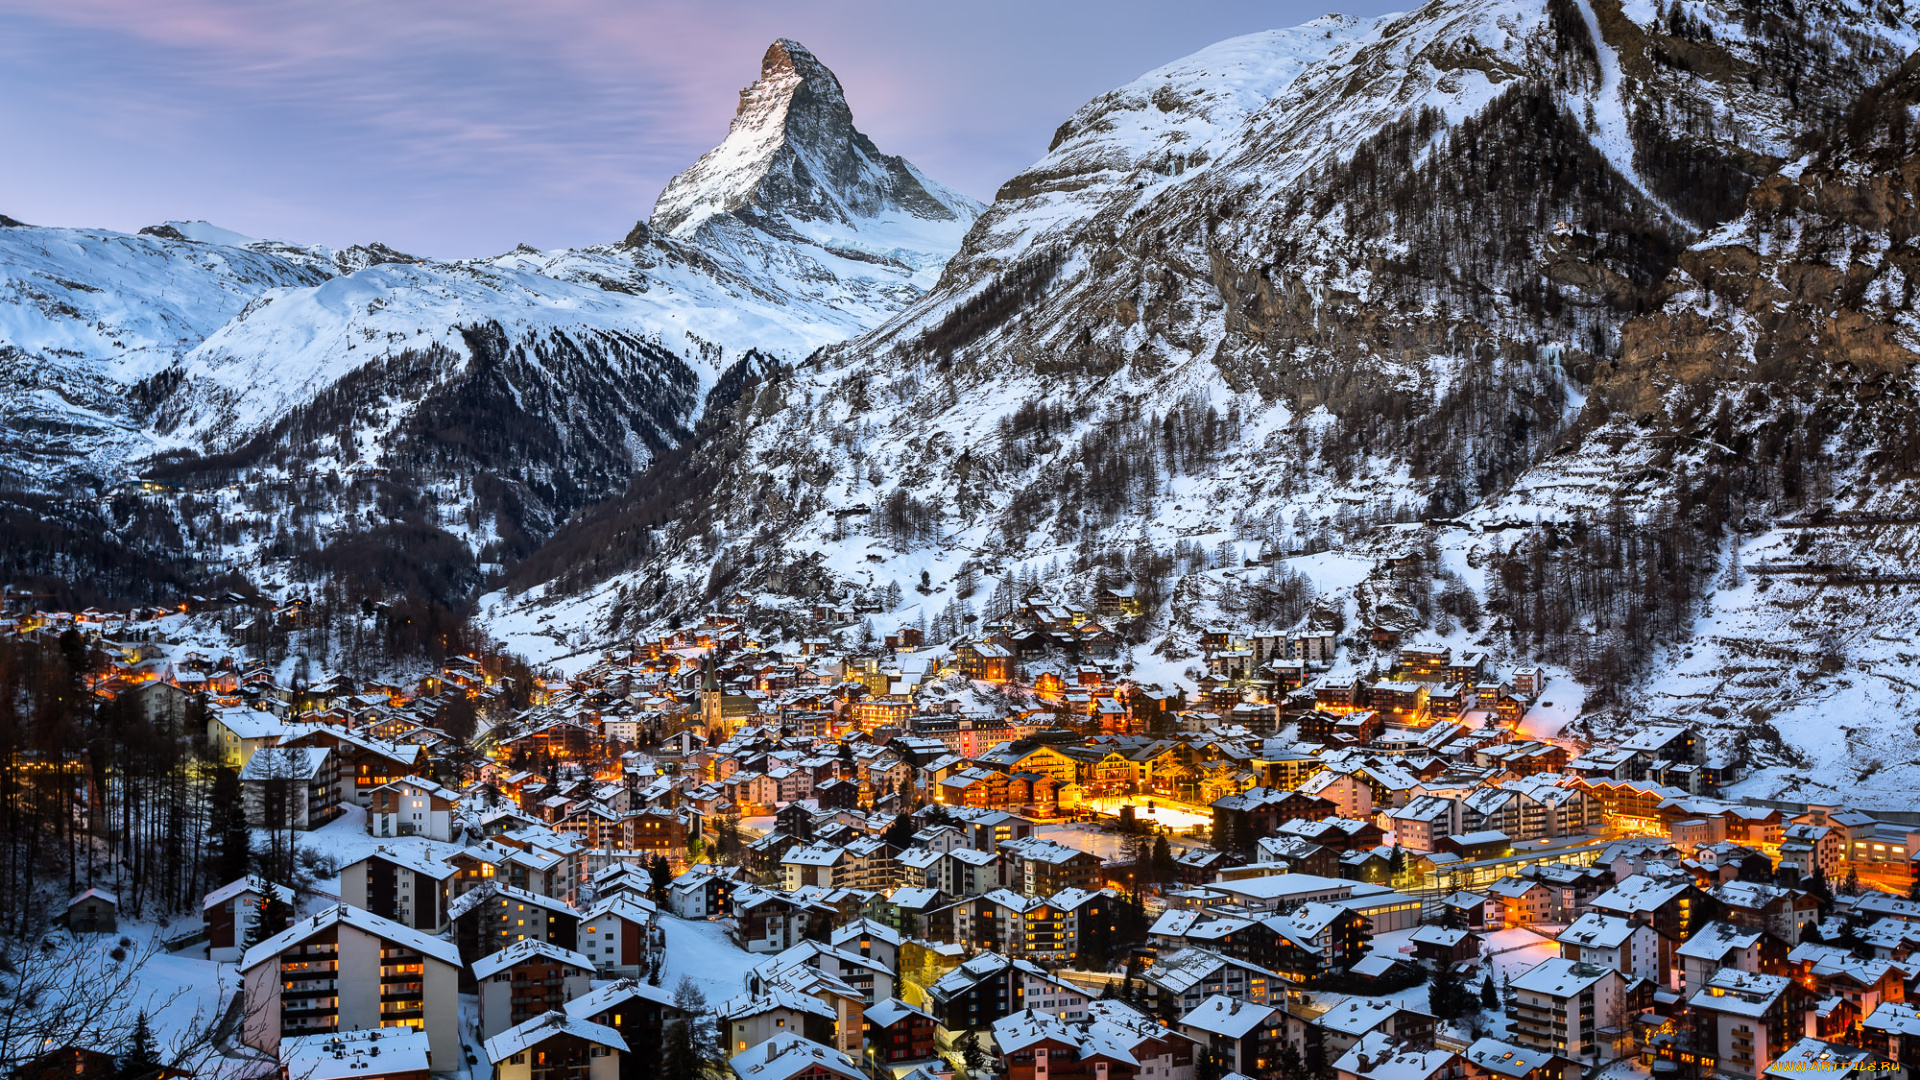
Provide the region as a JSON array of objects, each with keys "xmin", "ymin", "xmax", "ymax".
[
  {"xmin": 473, "ymin": 938, "xmax": 597, "ymax": 981},
  {"xmin": 1463, "ymin": 1038, "xmax": 1561, "ymax": 1079},
  {"xmin": 565, "ymin": 978, "xmax": 680, "ymax": 1018},
  {"xmin": 1178, "ymin": 995, "xmax": 1277, "ymax": 1039},
  {"xmin": 727, "ymin": 1033, "xmax": 865, "ymax": 1080},
  {"xmin": 203, "ymin": 876, "xmax": 295, "ymax": 910},
  {"xmin": 484, "ymin": 1011, "xmax": 627, "ymax": 1063},
  {"xmin": 242, "ymin": 904, "xmax": 461, "ymax": 972}
]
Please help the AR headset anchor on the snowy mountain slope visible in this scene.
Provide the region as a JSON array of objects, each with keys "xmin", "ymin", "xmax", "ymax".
[
  {"xmin": 156, "ymin": 260, "xmax": 728, "ymax": 448},
  {"xmin": 2, "ymin": 36, "xmax": 983, "ymax": 608},
  {"xmin": 0, "ymin": 224, "xmax": 332, "ymax": 489},
  {"xmin": 1457, "ymin": 50, "xmax": 1920, "ymax": 799}
]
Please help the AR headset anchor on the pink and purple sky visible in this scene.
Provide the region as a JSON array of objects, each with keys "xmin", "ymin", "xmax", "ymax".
[{"xmin": 0, "ymin": 0, "xmax": 1395, "ymax": 259}]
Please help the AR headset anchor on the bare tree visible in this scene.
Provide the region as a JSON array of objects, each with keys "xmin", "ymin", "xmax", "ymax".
[{"xmin": 0, "ymin": 934, "xmax": 234, "ymax": 1077}]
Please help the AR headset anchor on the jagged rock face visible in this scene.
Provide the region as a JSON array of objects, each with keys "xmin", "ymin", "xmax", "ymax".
[
  {"xmin": 1605, "ymin": 52, "xmax": 1920, "ymax": 418},
  {"xmin": 650, "ymin": 39, "xmax": 979, "ymax": 263}
]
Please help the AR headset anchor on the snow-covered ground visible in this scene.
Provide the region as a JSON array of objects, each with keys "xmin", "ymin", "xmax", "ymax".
[
  {"xmin": 1035, "ymin": 822, "xmax": 1206, "ymax": 862},
  {"xmin": 1082, "ymin": 796, "xmax": 1213, "ymax": 830},
  {"xmin": 652, "ymin": 914, "xmax": 761, "ymax": 1005}
]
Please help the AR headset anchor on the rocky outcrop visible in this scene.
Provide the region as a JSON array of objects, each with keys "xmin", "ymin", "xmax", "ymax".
[{"xmin": 1603, "ymin": 52, "xmax": 1920, "ymax": 418}]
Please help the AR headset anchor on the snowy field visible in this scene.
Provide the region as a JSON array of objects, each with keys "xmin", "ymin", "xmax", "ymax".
[
  {"xmin": 1036, "ymin": 822, "xmax": 1207, "ymax": 862},
  {"xmin": 652, "ymin": 914, "xmax": 760, "ymax": 1005},
  {"xmin": 1083, "ymin": 796, "xmax": 1212, "ymax": 830}
]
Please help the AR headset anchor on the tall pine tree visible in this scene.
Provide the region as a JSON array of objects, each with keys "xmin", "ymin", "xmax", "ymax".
[{"xmin": 207, "ymin": 766, "xmax": 251, "ymax": 887}]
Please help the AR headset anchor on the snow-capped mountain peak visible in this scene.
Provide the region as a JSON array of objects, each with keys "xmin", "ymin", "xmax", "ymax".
[{"xmin": 648, "ymin": 38, "xmax": 982, "ymax": 270}]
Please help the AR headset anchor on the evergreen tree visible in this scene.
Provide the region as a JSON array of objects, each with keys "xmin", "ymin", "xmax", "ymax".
[
  {"xmin": 648, "ymin": 854, "xmax": 673, "ymax": 902},
  {"xmin": 207, "ymin": 766, "xmax": 251, "ymax": 887},
  {"xmin": 1800, "ymin": 919, "xmax": 1825, "ymax": 944},
  {"xmin": 1428, "ymin": 963, "xmax": 1463, "ymax": 1020},
  {"xmin": 1305, "ymin": 1040, "xmax": 1332, "ymax": 1080},
  {"xmin": 117, "ymin": 1010, "xmax": 160, "ymax": 1080},
  {"xmin": 1151, "ymin": 835, "xmax": 1176, "ymax": 885},
  {"xmin": 660, "ymin": 1008, "xmax": 699, "ymax": 1080},
  {"xmin": 660, "ymin": 976, "xmax": 713, "ymax": 1080},
  {"xmin": 1480, "ymin": 973, "xmax": 1499, "ymax": 1011},
  {"xmin": 1836, "ymin": 919, "xmax": 1870, "ymax": 959},
  {"xmin": 1196, "ymin": 1049, "xmax": 1225, "ymax": 1080},
  {"xmin": 883, "ymin": 812, "xmax": 917, "ymax": 849},
  {"xmin": 959, "ymin": 1031, "xmax": 991, "ymax": 1075},
  {"xmin": 241, "ymin": 879, "xmax": 292, "ymax": 955},
  {"xmin": 1807, "ymin": 865, "xmax": 1835, "ymax": 913},
  {"xmin": 1277, "ymin": 1040, "xmax": 1307, "ymax": 1080}
]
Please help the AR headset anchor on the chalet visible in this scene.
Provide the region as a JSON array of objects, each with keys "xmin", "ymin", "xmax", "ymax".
[
  {"xmin": 1462, "ymin": 1038, "xmax": 1579, "ymax": 1080},
  {"xmin": 1685, "ymin": 970, "xmax": 1802, "ymax": 1077},
  {"xmin": 484, "ymin": 1011, "xmax": 626, "ymax": 1080},
  {"xmin": 1332, "ymin": 1033, "xmax": 1460, "ymax": 1080},
  {"xmin": 558, "ymin": 982, "xmax": 680, "ymax": 1080},
  {"xmin": 280, "ymin": 725, "xmax": 425, "ymax": 807},
  {"xmin": 1179, "ymin": 995, "xmax": 1283, "ymax": 1075},
  {"xmin": 204, "ymin": 876, "xmax": 297, "ymax": 961},
  {"xmin": 62, "ymin": 888, "xmax": 118, "ymax": 933},
  {"xmin": 475, "ymin": 939, "xmax": 597, "ymax": 1041},
  {"xmin": 726, "ymin": 1032, "xmax": 864, "ymax": 1080},
  {"xmin": 1505, "ymin": 958, "xmax": 1629, "ymax": 1063},
  {"xmin": 209, "ymin": 706, "xmax": 287, "ymax": 767},
  {"xmin": 954, "ymin": 641, "xmax": 1015, "ymax": 683},
  {"xmin": 370, "ymin": 775, "xmax": 459, "ymax": 842},
  {"xmin": 1675, "ymin": 921, "xmax": 1776, "ymax": 996},
  {"xmin": 865, "ymin": 997, "xmax": 939, "ymax": 1065},
  {"xmin": 580, "ymin": 895, "xmax": 658, "ymax": 978}
]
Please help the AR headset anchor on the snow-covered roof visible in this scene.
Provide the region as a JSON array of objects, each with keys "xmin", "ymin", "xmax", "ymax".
[
  {"xmin": 1556, "ymin": 913, "xmax": 1637, "ymax": 950},
  {"xmin": 1463, "ymin": 1038, "xmax": 1558, "ymax": 1079},
  {"xmin": 1314, "ymin": 997, "xmax": 1409, "ymax": 1036},
  {"xmin": 1764, "ymin": 1039, "xmax": 1877, "ymax": 1078},
  {"xmin": 473, "ymin": 938, "xmax": 596, "ymax": 981},
  {"xmin": 1178, "ymin": 994, "xmax": 1275, "ymax": 1039},
  {"xmin": 727, "ymin": 1032, "xmax": 865, "ymax": 1080},
  {"xmin": 1676, "ymin": 921, "xmax": 1763, "ymax": 961},
  {"xmin": 865, "ymin": 997, "xmax": 935, "ymax": 1028},
  {"xmin": 1333, "ymin": 1031, "xmax": 1458, "ymax": 1080},
  {"xmin": 1509, "ymin": 958, "xmax": 1614, "ymax": 999},
  {"xmin": 565, "ymin": 978, "xmax": 679, "ymax": 1019},
  {"xmin": 484, "ymin": 1010, "xmax": 627, "ymax": 1063},
  {"xmin": 242, "ymin": 904, "xmax": 461, "ymax": 972},
  {"xmin": 1687, "ymin": 969, "xmax": 1792, "ymax": 1017},
  {"xmin": 280, "ymin": 1027, "xmax": 431, "ymax": 1080},
  {"xmin": 203, "ymin": 876, "xmax": 294, "ymax": 910},
  {"xmin": 212, "ymin": 707, "xmax": 286, "ymax": 740}
]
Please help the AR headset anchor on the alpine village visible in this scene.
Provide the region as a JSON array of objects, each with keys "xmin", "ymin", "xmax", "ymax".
[{"xmin": 8, "ymin": 5, "xmax": 1920, "ymax": 1080}]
